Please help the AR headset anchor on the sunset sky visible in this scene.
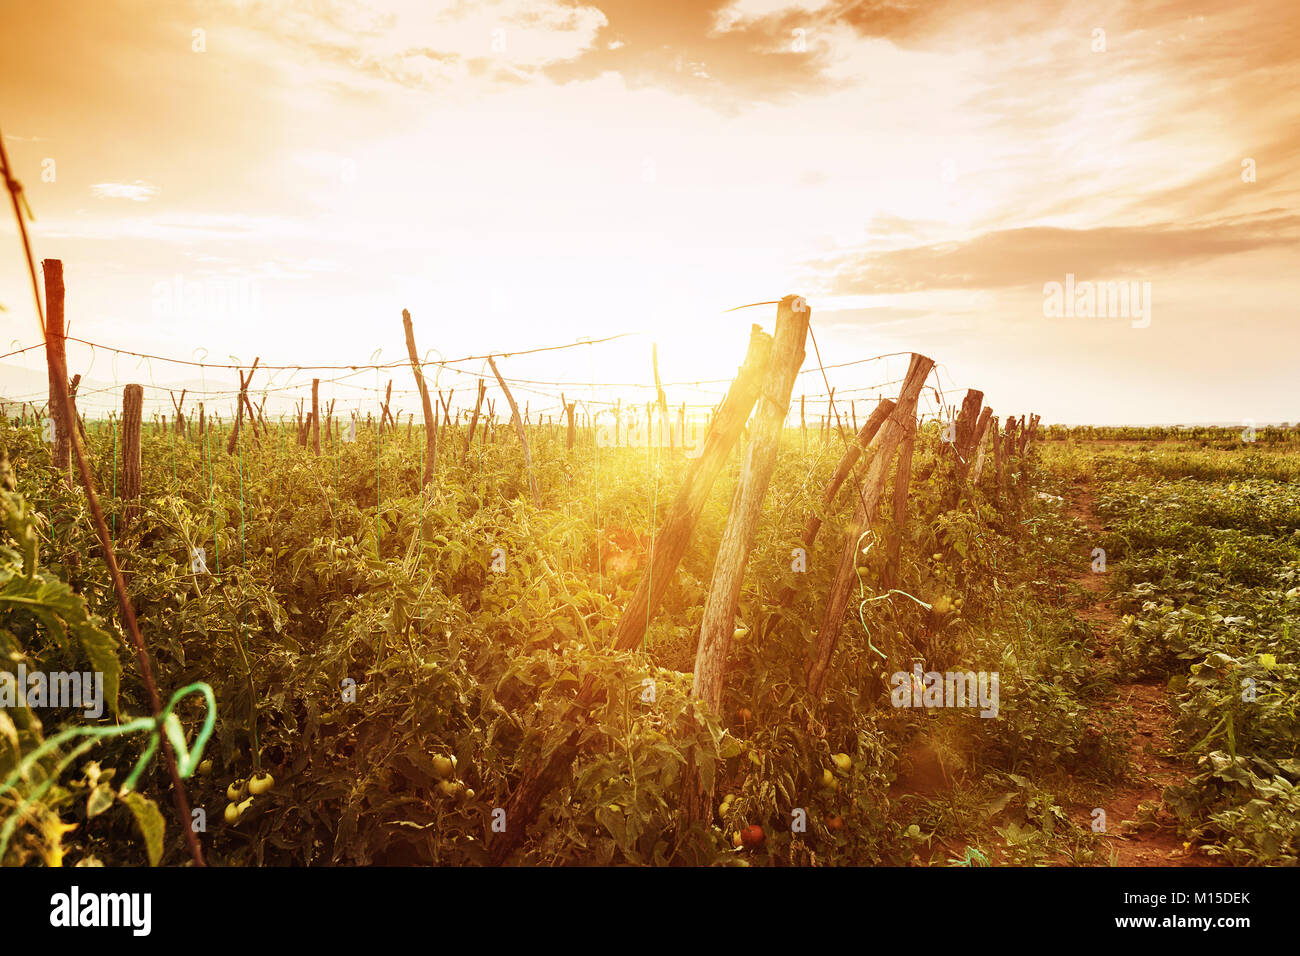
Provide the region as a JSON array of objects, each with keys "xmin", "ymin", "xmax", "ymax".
[{"xmin": 1, "ymin": 0, "xmax": 1296, "ymax": 424}]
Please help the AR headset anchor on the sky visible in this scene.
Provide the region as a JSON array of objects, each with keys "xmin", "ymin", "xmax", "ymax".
[{"xmin": 0, "ymin": 0, "xmax": 1297, "ymax": 425}]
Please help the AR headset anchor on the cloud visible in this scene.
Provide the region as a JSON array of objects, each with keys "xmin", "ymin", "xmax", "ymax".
[
  {"xmin": 90, "ymin": 181, "xmax": 160, "ymax": 202},
  {"xmin": 818, "ymin": 214, "xmax": 1300, "ymax": 295},
  {"xmin": 226, "ymin": 0, "xmax": 608, "ymax": 91}
]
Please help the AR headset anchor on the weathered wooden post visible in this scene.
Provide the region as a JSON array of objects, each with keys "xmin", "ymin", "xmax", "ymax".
[
  {"xmin": 311, "ymin": 378, "xmax": 321, "ymax": 455},
  {"xmin": 883, "ymin": 414, "xmax": 916, "ymax": 590},
  {"xmin": 488, "ymin": 355, "xmax": 538, "ymax": 504},
  {"xmin": 990, "ymin": 415, "xmax": 1002, "ymax": 483},
  {"xmin": 683, "ymin": 296, "xmax": 809, "ymax": 824},
  {"xmin": 438, "ymin": 389, "xmax": 454, "ymax": 451},
  {"xmin": 170, "ymin": 389, "xmax": 187, "ymax": 435},
  {"xmin": 68, "ymin": 374, "xmax": 88, "ymax": 446},
  {"xmin": 226, "ymin": 359, "xmax": 259, "ymax": 454},
  {"xmin": 954, "ymin": 389, "xmax": 984, "ymax": 461},
  {"xmin": 782, "ymin": 398, "xmax": 895, "ymax": 606},
  {"xmin": 401, "ymin": 309, "xmax": 439, "ymax": 486},
  {"xmin": 805, "ymin": 352, "xmax": 935, "ymax": 698},
  {"xmin": 42, "ymin": 260, "xmax": 71, "ymax": 474},
  {"xmin": 490, "ymin": 322, "xmax": 775, "ymax": 866},
  {"xmin": 122, "ymin": 384, "xmax": 143, "ymax": 525},
  {"xmin": 1003, "ymin": 416, "xmax": 1020, "ymax": 482},
  {"xmin": 463, "ymin": 379, "xmax": 486, "ymax": 464},
  {"xmin": 377, "ymin": 381, "xmax": 393, "ymax": 437},
  {"xmin": 968, "ymin": 408, "xmax": 995, "ymax": 486}
]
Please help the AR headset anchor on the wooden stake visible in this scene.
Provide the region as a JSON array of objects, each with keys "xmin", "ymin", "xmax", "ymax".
[
  {"xmin": 463, "ymin": 379, "xmax": 486, "ymax": 465},
  {"xmin": 42, "ymin": 261, "xmax": 70, "ymax": 474},
  {"xmin": 968, "ymin": 407, "xmax": 995, "ymax": 486},
  {"xmin": 311, "ymin": 378, "xmax": 321, "ymax": 455},
  {"xmin": 794, "ymin": 399, "xmax": 893, "ymax": 559},
  {"xmin": 883, "ymin": 416, "xmax": 916, "ymax": 589},
  {"xmin": 490, "ymin": 322, "xmax": 774, "ymax": 866},
  {"xmin": 805, "ymin": 352, "xmax": 934, "ymax": 698},
  {"xmin": 170, "ymin": 389, "xmax": 187, "ymax": 435},
  {"xmin": 488, "ymin": 354, "xmax": 538, "ymax": 504},
  {"xmin": 226, "ymin": 359, "xmax": 259, "ymax": 454},
  {"xmin": 683, "ymin": 296, "xmax": 809, "ymax": 824},
  {"xmin": 122, "ymin": 384, "xmax": 143, "ymax": 525},
  {"xmin": 954, "ymin": 389, "xmax": 984, "ymax": 461},
  {"xmin": 401, "ymin": 309, "xmax": 439, "ymax": 486},
  {"xmin": 611, "ymin": 325, "xmax": 772, "ymax": 653}
]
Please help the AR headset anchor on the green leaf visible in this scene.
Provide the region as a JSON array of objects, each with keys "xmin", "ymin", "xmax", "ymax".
[
  {"xmin": 122, "ymin": 792, "xmax": 165, "ymax": 866},
  {"xmin": 87, "ymin": 783, "xmax": 115, "ymax": 819}
]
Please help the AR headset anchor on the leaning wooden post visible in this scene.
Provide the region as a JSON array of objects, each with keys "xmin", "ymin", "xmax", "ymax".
[
  {"xmin": 968, "ymin": 408, "xmax": 995, "ymax": 487},
  {"xmin": 463, "ymin": 379, "xmax": 486, "ymax": 465},
  {"xmin": 311, "ymin": 378, "xmax": 321, "ymax": 455},
  {"xmin": 68, "ymin": 374, "xmax": 88, "ymax": 447},
  {"xmin": 438, "ymin": 389, "xmax": 454, "ymax": 452},
  {"xmin": 990, "ymin": 416, "xmax": 1002, "ymax": 485},
  {"xmin": 683, "ymin": 296, "xmax": 809, "ymax": 825},
  {"xmin": 805, "ymin": 352, "xmax": 934, "ymax": 698},
  {"xmin": 489, "ymin": 323, "xmax": 774, "ymax": 866},
  {"xmin": 488, "ymin": 354, "xmax": 538, "ymax": 504},
  {"xmin": 170, "ymin": 389, "xmax": 187, "ymax": 435},
  {"xmin": 42, "ymin": 260, "xmax": 71, "ymax": 474},
  {"xmin": 776, "ymin": 398, "xmax": 895, "ymax": 613},
  {"xmin": 401, "ymin": 309, "xmax": 439, "ymax": 486},
  {"xmin": 954, "ymin": 389, "xmax": 984, "ymax": 462},
  {"xmin": 1002, "ymin": 416, "xmax": 1020, "ymax": 486},
  {"xmin": 882, "ymin": 415, "xmax": 917, "ymax": 590},
  {"xmin": 610, "ymin": 325, "xmax": 773, "ymax": 652},
  {"xmin": 122, "ymin": 384, "xmax": 143, "ymax": 526},
  {"xmin": 226, "ymin": 359, "xmax": 259, "ymax": 454}
]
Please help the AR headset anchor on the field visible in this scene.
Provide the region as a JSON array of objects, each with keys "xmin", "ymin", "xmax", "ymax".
[{"xmin": 4, "ymin": 382, "xmax": 1297, "ymax": 867}]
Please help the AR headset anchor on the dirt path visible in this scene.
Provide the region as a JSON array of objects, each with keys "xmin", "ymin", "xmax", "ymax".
[{"xmin": 1067, "ymin": 484, "xmax": 1215, "ymax": 866}]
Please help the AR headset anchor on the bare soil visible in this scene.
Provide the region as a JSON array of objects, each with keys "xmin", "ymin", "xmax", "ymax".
[{"xmin": 1066, "ymin": 483, "xmax": 1217, "ymax": 866}]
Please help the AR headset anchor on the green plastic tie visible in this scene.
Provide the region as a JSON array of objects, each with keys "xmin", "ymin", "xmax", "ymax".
[{"xmin": 0, "ymin": 682, "xmax": 217, "ymax": 860}]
